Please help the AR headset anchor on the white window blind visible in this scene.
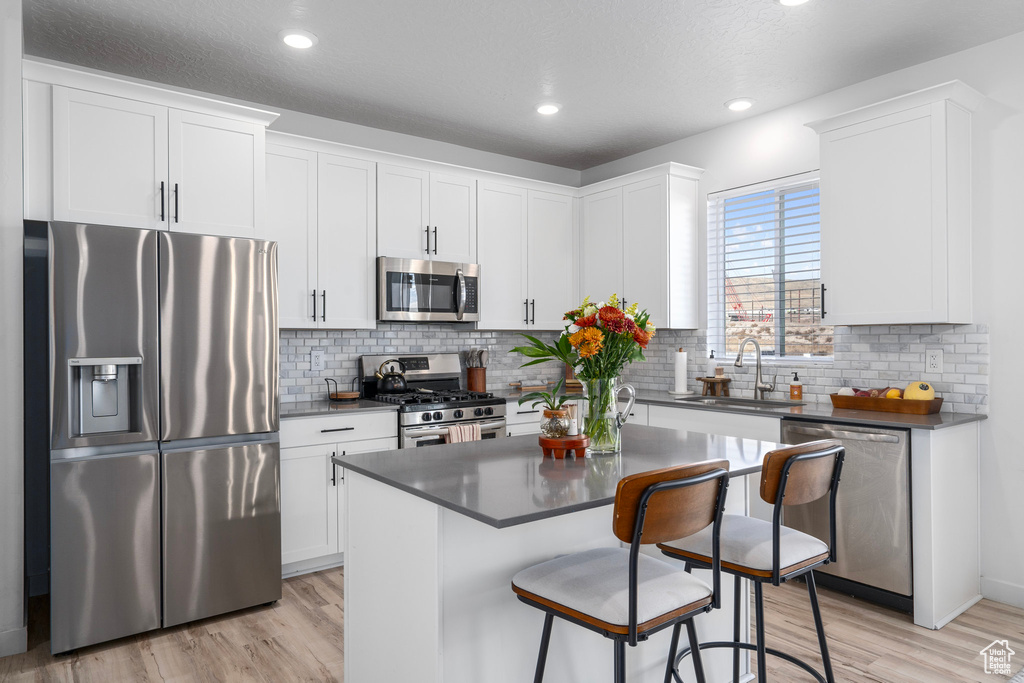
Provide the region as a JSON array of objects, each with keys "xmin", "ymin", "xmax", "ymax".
[{"xmin": 707, "ymin": 172, "xmax": 832, "ymax": 360}]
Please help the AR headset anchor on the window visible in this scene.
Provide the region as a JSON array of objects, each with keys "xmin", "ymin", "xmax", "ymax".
[{"xmin": 707, "ymin": 172, "xmax": 832, "ymax": 360}]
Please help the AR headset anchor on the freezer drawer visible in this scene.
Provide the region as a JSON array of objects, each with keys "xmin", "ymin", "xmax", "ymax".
[
  {"xmin": 782, "ymin": 420, "xmax": 912, "ymax": 597},
  {"xmin": 162, "ymin": 441, "xmax": 281, "ymax": 627},
  {"xmin": 50, "ymin": 451, "xmax": 161, "ymax": 653}
]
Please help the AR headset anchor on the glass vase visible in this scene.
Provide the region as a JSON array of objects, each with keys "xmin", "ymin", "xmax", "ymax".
[
  {"xmin": 540, "ymin": 409, "xmax": 570, "ymax": 438},
  {"xmin": 582, "ymin": 377, "xmax": 636, "ymax": 454}
]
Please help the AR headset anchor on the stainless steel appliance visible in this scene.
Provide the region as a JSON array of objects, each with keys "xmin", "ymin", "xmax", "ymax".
[
  {"xmin": 47, "ymin": 221, "xmax": 281, "ymax": 653},
  {"xmin": 360, "ymin": 353, "xmax": 505, "ymax": 448},
  {"xmin": 781, "ymin": 419, "xmax": 913, "ymax": 612},
  {"xmin": 377, "ymin": 257, "xmax": 479, "ymax": 322}
]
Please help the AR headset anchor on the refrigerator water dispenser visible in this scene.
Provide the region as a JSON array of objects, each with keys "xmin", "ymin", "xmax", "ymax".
[{"xmin": 70, "ymin": 357, "xmax": 142, "ymax": 435}]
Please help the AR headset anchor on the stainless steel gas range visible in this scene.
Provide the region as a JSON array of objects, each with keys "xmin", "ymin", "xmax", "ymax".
[{"xmin": 360, "ymin": 353, "xmax": 506, "ymax": 448}]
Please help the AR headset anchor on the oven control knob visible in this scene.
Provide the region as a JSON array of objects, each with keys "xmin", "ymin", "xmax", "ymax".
[
  {"xmin": 453, "ymin": 409, "xmax": 463, "ymax": 419},
  {"xmin": 484, "ymin": 407, "xmax": 494, "ymax": 416},
  {"xmin": 474, "ymin": 408, "xmax": 484, "ymax": 417},
  {"xmin": 433, "ymin": 411, "xmax": 443, "ymax": 421},
  {"xmin": 422, "ymin": 413, "xmax": 432, "ymax": 422}
]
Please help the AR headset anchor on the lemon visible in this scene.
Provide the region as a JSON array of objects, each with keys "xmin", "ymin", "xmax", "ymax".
[{"xmin": 885, "ymin": 388, "xmax": 902, "ymax": 399}]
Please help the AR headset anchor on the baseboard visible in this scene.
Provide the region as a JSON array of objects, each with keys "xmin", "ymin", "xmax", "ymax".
[
  {"xmin": 0, "ymin": 624, "xmax": 27, "ymax": 658},
  {"xmin": 932, "ymin": 594, "xmax": 983, "ymax": 630},
  {"xmin": 282, "ymin": 553, "xmax": 344, "ymax": 579},
  {"xmin": 982, "ymin": 576, "xmax": 1024, "ymax": 610}
]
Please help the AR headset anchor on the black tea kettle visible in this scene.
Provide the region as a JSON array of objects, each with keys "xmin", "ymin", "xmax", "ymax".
[{"xmin": 375, "ymin": 359, "xmax": 408, "ymax": 394}]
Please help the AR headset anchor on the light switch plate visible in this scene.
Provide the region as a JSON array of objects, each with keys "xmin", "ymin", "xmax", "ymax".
[
  {"xmin": 311, "ymin": 349, "xmax": 325, "ymax": 372},
  {"xmin": 926, "ymin": 349, "xmax": 943, "ymax": 374}
]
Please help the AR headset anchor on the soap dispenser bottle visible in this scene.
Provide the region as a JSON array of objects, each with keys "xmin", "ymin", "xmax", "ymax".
[
  {"xmin": 706, "ymin": 350, "xmax": 717, "ymax": 379},
  {"xmin": 789, "ymin": 372, "xmax": 803, "ymax": 401}
]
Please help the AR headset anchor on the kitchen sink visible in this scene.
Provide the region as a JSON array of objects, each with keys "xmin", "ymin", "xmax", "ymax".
[{"xmin": 674, "ymin": 396, "xmax": 805, "ymax": 410}]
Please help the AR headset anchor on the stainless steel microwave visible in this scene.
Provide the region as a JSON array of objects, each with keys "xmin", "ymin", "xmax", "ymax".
[{"xmin": 377, "ymin": 257, "xmax": 480, "ymax": 323}]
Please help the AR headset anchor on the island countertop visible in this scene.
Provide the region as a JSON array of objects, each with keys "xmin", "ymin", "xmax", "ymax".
[{"xmin": 333, "ymin": 424, "xmax": 778, "ymax": 529}]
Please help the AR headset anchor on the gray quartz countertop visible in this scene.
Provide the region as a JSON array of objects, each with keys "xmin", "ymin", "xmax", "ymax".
[
  {"xmin": 281, "ymin": 399, "xmax": 399, "ymax": 419},
  {"xmin": 333, "ymin": 424, "xmax": 777, "ymax": 529}
]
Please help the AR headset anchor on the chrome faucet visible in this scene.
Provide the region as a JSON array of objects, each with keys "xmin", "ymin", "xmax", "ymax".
[{"xmin": 734, "ymin": 338, "xmax": 777, "ymax": 400}]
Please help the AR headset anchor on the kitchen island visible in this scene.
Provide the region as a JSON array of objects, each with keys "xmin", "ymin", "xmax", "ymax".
[{"xmin": 335, "ymin": 424, "xmax": 781, "ymax": 683}]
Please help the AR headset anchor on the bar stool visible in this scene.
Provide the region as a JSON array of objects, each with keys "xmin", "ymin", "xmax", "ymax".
[
  {"xmin": 657, "ymin": 440, "xmax": 845, "ymax": 683},
  {"xmin": 511, "ymin": 460, "xmax": 731, "ymax": 683}
]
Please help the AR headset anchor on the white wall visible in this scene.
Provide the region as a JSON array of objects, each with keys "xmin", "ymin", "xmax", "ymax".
[
  {"xmin": 584, "ymin": 31, "xmax": 1024, "ymax": 608},
  {"xmin": 23, "ymin": 56, "xmax": 582, "ymax": 188},
  {"xmin": 0, "ymin": 0, "xmax": 26, "ymax": 657}
]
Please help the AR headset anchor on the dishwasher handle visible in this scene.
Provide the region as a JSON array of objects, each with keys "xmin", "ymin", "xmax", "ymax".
[{"xmin": 785, "ymin": 424, "xmax": 900, "ymax": 443}]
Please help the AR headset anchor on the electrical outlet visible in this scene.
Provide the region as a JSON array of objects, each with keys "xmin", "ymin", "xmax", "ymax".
[
  {"xmin": 311, "ymin": 349, "xmax": 325, "ymax": 372},
  {"xmin": 926, "ymin": 349, "xmax": 943, "ymax": 374}
]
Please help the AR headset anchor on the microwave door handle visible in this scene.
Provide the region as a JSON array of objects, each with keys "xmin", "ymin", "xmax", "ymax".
[{"xmin": 456, "ymin": 268, "xmax": 466, "ymax": 320}]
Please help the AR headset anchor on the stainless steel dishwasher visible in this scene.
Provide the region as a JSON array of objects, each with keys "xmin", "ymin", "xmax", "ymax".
[{"xmin": 781, "ymin": 419, "xmax": 913, "ymax": 612}]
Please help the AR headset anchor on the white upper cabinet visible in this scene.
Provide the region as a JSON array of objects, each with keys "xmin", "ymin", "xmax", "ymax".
[
  {"xmin": 808, "ymin": 81, "xmax": 982, "ymax": 325},
  {"xmin": 580, "ymin": 164, "xmax": 703, "ymax": 328},
  {"xmin": 377, "ymin": 164, "xmax": 476, "ymax": 263},
  {"xmin": 477, "ymin": 182, "xmax": 528, "ymax": 329},
  {"xmin": 265, "ymin": 144, "xmax": 318, "ymax": 329},
  {"xmin": 527, "ymin": 190, "xmax": 576, "ymax": 329},
  {"xmin": 265, "ymin": 134, "xmax": 377, "ymax": 331},
  {"xmin": 30, "ymin": 63, "xmax": 277, "ymax": 236},
  {"xmin": 317, "ymin": 153, "xmax": 376, "ymax": 330},
  {"xmin": 168, "ymin": 109, "xmax": 264, "ymax": 238},
  {"xmin": 53, "ymin": 87, "xmax": 168, "ymax": 229}
]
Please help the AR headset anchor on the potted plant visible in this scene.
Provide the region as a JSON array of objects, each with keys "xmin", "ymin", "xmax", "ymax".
[{"xmin": 519, "ymin": 378, "xmax": 576, "ymax": 438}]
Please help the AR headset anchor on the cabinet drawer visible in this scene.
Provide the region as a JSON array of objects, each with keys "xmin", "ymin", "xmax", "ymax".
[
  {"xmin": 506, "ymin": 401, "xmax": 542, "ymax": 425},
  {"xmin": 280, "ymin": 411, "xmax": 397, "ymax": 449}
]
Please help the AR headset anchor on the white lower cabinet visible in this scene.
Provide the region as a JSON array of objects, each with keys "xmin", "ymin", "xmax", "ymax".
[
  {"xmin": 506, "ymin": 399, "xmax": 542, "ymax": 437},
  {"xmin": 280, "ymin": 413, "xmax": 398, "ymax": 575}
]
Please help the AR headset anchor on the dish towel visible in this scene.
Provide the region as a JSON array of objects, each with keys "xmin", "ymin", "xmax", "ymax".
[{"xmin": 446, "ymin": 423, "xmax": 482, "ymax": 443}]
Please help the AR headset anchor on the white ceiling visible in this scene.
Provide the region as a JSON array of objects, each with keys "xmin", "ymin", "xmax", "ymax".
[{"xmin": 22, "ymin": 0, "xmax": 1024, "ymax": 170}]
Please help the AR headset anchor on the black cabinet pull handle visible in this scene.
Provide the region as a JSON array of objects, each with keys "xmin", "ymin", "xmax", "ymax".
[
  {"xmin": 160, "ymin": 181, "xmax": 165, "ymax": 221},
  {"xmin": 433, "ymin": 226, "xmax": 438, "ymax": 255},
  {"xmin": 322, "ymin": 290, "xmax": 326, "ymax": 322},
  {"xmin": 173, "ymin": 183, "xmax": 179, "ymax": 223},
  {"xmin": 530, "ymin": 299, "xmax": 536, "ymax": 324},
  {"xmin": 320, "ymin": 427, "xmax": 354, "ymax": 433},
  {"xmin": 821, "ymin": 283, "xmax": 827, "ymax": 319},
  {"xmin": 425, "ymin": 226, "xmax": 430, "ymax": 254},
  {"xmin": 340, "ymin": 451, "xmax": 345, "ymax": 481},
  {"xmin": 312, "ymin": 290, "xmax": 317, "ymax": 321},
  {"xmin": 524, "ymin": 299, "xmax": 529, "ymax": 324},
  {"xmin": 517, "ymin": 409, "xmax": 539, "ymax": 415},
  {"xmin": 331, "ymin": 454, "xmax": 337, "ymax": 487}
]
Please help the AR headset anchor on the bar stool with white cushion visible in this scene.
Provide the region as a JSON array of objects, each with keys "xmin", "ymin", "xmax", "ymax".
[
  {"xmin": 511, "ymin": 460, "xmax": 731, "ymax": 683},
  {"xmin": 658, "ymin": 439, "xmax": 845, "ymax": 683}
]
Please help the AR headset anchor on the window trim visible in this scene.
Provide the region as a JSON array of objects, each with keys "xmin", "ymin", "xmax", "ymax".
[{"xmin": 707, "ymin": 171, "xmax": 833, "ymax": 363}]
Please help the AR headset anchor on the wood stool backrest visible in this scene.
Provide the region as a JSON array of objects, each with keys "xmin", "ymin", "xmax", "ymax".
[
  {"xmin": 613, "ymin": 459, "xmax": 730, "ymax": 545},
  {"xmin": 760, "ymin": 439, "xmax": 843, "ymax": 506}
]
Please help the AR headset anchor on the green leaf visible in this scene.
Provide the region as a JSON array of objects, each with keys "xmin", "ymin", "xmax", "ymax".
[{"xmin": 518, "ymin": 358, "xmax": 553, "ymax": 368}]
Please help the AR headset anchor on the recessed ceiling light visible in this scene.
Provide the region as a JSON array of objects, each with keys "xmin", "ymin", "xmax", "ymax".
[
  {"xmin": 536, "ymin": 104, "xmax": 560, "ymax": 116},
  {"xmin": 280, "ymin": 29, "xmax": 318, "ymax": 49},
  {"xmin": 725, "ymin": 98, "xmax": 755, "ymax": 112},
  {"xmin": 777, "ymin": 0, "xmax": 811, "ymax": 6}
]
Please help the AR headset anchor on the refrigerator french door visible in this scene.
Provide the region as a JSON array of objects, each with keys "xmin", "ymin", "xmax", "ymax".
[{"xmin": 47, "ymin": 223, "xmax": 280, "ymax": 653}]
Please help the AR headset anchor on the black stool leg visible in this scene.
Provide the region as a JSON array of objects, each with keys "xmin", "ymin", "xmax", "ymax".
[
  {"xmin": 664, "ymin": 622, "xmax": 682, "ymax": 683},
  {"xmin": 685, "ymin": 619, "xmax": 707, "ymax": 683},
  {"xmin": 614, "ymin": 639, "xmax": 626, "ymax": 683},
  {"xmin": 806, "ymin": 572, "xmax": 836, "ymax": 683},
  {"xmin": 754, "ymin": 582, "xmax": 767, "ymax": 682},
  {"xmin": 732, "ymin": 574, "xmax": 742, "ymax": 683},
  {"xmin": 534, "ymin": 613, "xmax": 553, "ymax": 683}
]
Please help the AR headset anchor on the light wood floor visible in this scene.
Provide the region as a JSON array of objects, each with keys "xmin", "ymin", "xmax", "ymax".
[{"xmin": 1, "ymin": 568, "xmax": 1021, "ymax": 682}]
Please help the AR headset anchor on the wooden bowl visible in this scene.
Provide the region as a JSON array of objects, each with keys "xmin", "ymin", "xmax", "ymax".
[{"xmin": 329, "ymin": 391, "xmax": 360, "ymax": 402}]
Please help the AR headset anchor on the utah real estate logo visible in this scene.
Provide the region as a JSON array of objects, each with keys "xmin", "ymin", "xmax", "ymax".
[{"xmin": 980, "ymin": 640, "xmax": 1015, "ymax": 676}]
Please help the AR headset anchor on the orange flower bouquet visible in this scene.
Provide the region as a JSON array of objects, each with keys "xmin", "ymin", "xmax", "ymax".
[{"xmin": 511, "ymin": 294, "xmax": 655, "ymax": 453}]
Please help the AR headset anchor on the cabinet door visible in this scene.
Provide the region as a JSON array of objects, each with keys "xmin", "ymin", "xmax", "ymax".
[
  {"xmin": 378, "ymin": 164, "xmax": 430, "ymax": 260},
  {"xmin": 52, "ymin": 87, "xmax": 168, "ymax": 229},
  {"xmin": 318, "ymin": 154, "xmax": 377, "ymax": 329},
  {"xmin": 820, "ymin": 105, "xmax": 943, "ymax": 324},
  {"xmin": 334, "ymin": 437, "xmax": 399, "ymax": 558},
  {"xmin": 580, "ymin": 187, "xmax": 623, "ymax": 301},
  {"xmin": 430, "ymin": 172, "xmax": 476, "ymax": 263},
  {"xmin": 168, "ymin": 109, "xmax": 263, "ymax": 238},
  {"xmin": 623, "ymin": 177, "xmax": 668, "ymax": 322},
  {"xmin": 265, "ymin": 144, "xmax": 318, "ymax": 329},
  {"xmin": 281, "ymin": 444, "xmax": 339, "ymax": 565},
  {"xmin": 528, "ymin": 190, "xmax": 575, "ymax": 329},
  {"xmin": 477, "ymin": 182, "xmax": 528, "ymax": 329}
]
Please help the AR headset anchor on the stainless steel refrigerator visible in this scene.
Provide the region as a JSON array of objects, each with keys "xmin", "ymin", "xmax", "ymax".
[{"xmin": 47, "ymin": 221, "xmax": 281, "ymax": 653}]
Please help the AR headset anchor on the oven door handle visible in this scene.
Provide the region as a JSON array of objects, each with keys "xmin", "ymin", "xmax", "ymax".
[
  {"xmin": 455, "ymin": 268, "xmax": 466, "ymax": 321},
  {"xmin": 406, "ymin": 421, "xmax": 506, "ymax": 438}
]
